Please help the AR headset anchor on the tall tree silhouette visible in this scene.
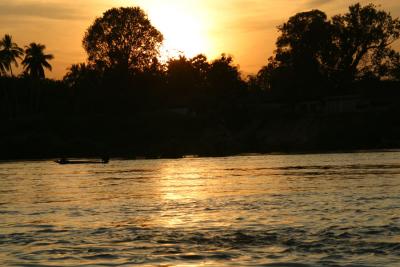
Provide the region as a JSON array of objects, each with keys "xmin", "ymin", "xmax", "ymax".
[
  {"xmin": 258, "ymin": 2, "xmax": 400, "ymax": 97},
  {"xmin": 391, "ymin": 52, "xmax": 400, "ymax": 81},
  {"xmin": 0, "ymin": 50, "xmax": 7, "ymax": 76},
  {"xmin": 331, "ymin": 3, "xmax": 400, "ymax": 81},
  {"xmin": 0, "ymin": 34, "xmax": 23, "ymax": 76},
  {"xmin": 275, "ymin": 10, "xmax": 333, "ymax": 75},
  {"xmin": 22, "ymin": 43, "xmax": 53, "ymax": 79},
  {"xmin": 207, "ymin": 54, "xmax": 245, "ymax": 101},
  {"xmin": 63, "ymin": 63, "xmax": 99, "ymax": 88},
  {"xmin": 271, "ymin": 10, "xmax": 333, "ymax": 98},
  {"xmin": 166, "ymin": 54, "xmax": 210, "ymax": 107},
  {"xmin": 83, "ymin": 7, "xmax": 163, "ymax": 73}
]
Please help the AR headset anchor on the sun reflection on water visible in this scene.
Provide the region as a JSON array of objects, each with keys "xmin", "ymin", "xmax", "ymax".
[{"xmin": 1, "ymin": 153, "xmax": 400, "ymax": 266}]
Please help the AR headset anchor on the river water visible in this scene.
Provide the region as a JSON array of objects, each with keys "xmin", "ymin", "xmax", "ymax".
[{"xmin": 1, "ymin": 152, "xmax": 400, "ymax": 266}]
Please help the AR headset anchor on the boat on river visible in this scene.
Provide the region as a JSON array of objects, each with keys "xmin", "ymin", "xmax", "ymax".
[{"xmin": 55, "ymin": 157, "xmax": 109, "ymax": 165}]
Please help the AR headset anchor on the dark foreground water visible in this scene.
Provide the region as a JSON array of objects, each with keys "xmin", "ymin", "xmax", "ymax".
[{"xmin": 1, "ymin": 152, "xmax": 400, "ymax": 267}]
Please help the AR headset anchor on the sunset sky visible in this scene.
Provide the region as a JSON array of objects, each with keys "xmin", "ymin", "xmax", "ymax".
[{"xmin": 1, "ymin": 0, "xmax": 399, "ymax": 79}]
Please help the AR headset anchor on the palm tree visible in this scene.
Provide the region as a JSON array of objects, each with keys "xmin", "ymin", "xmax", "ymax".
[
  {"xmin": 0, "ymin": 34, "xmax": 24, "ymax": 76},
  {"xmin": 22, "ymin": 43, "xmax": 54, "ymax": 79},
  {"xmin": 0, "ymin": 50, "xmax": 7, "ymax": 76}
]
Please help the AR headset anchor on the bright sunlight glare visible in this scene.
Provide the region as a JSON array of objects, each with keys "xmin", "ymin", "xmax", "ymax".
[{"xmin": 147, "ymin": 4, "xmax": 211, "ymax": 59}]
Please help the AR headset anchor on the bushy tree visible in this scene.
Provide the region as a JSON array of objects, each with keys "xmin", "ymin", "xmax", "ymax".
[
  {"xmin": 207, "ymin": 54, "xmax": 245, "ymax": 98},
  {"xmin": 163, "ymin": 54, "xmax": 209, "ymax": 108},
  {"xmin": 331, "ymin": 3, "xmax": 400, "ymax": 81},
  {"xmin": 275, "ymin": 10, "xmax": 333, "ymax": 74},
  {"xmin": 83, "ymin": 7, "xmax": 163, "ymax": 73},
  {"xmin": 63, "ymin": 63, "xmax": 100, "ymax": 89},
  {"xmin": 259, "ymin": 10, "xmax": 334, "ymax": 99},
  {"xmin": 257, "ymin": 2, "xmax": 400, "ymax": 97},
  {"xmin": 390, "ymin": 52, "xmax": 400, "ymax": 81}
]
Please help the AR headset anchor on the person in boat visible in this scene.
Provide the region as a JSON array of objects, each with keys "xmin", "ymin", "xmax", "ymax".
[
  {"xmin": 101, "ymin": 156, "xmax": 109, "ymax": 164},
  {"xmin": 57, "ymin": 158, "xmax": 68, "ymax": 164},
  {"xmin": 55, "ymin": 157, "xmax": 109, "ymax": 164}
]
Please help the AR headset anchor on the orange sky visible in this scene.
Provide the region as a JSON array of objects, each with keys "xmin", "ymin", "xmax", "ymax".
[{"xmin": 1, "ymin": 0, "xmax": 399, "ymax": 79}]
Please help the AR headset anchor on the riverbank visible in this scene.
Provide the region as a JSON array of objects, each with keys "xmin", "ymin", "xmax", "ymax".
[{"xmin": 2, "ymin": 109, "xmax": 400, "ymax": 160}]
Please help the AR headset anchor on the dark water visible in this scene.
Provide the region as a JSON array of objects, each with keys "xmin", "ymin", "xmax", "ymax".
[{"xmin": 1, "ymin": 152, "xmax": 400, "ymax": 266}]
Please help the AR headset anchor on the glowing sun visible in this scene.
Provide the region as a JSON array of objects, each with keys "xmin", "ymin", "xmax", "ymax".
[{"xmin": 147, "ymin": 4, "xmax": 211, "ymax": 59}]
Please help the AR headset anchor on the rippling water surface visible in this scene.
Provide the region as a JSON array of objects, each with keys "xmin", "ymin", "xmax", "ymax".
[{"xmin": 1, "ymin": 152, "xmax": 400, "ymax": 266}]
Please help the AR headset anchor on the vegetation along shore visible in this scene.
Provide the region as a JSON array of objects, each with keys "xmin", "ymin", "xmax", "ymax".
[{"xmin": 1, "ymin": 3, "xmax": 400, "ymax": 160}]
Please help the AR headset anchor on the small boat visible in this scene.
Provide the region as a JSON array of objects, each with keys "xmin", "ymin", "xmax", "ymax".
[{"xmin": 55, "ymin": 157, "xmax": 109, "ymax": 165}]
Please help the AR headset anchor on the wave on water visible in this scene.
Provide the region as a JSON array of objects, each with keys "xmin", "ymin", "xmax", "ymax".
[{"xmin": 1, "ymin": 153, "xmax": 400, "ymax": 266}]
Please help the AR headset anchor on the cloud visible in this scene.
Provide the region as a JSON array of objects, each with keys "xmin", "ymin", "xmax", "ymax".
[
  {"xmin": 303, "ymin": 0, "xmax": 334, "ymax": 8},
  {"xmin": 226, "ymin": 17, "xmax": 282, "ymax": 33},
  {"xmin": 203, "ymin": 0, "xmax": 284, "ymax": 34},
  {"xmin": 0, "ymin": 2, "xmax": 88, "ymax": 21}
]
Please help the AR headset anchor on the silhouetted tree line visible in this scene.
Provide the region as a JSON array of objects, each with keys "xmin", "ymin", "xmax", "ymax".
[
  {"xmin": 1, "ymin": 3, "xmax": 400, "ymax": 158},
  {"xmin": 2, "ymin": 4, "xmax": 400, "ymax": 116},
  {"xmin": 1, "ymin": 35, "xmax": 56, "ymax": 118},
  {"xmin": 0, "ymin": 35, "xmax": 53, "ymax": 78}
]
